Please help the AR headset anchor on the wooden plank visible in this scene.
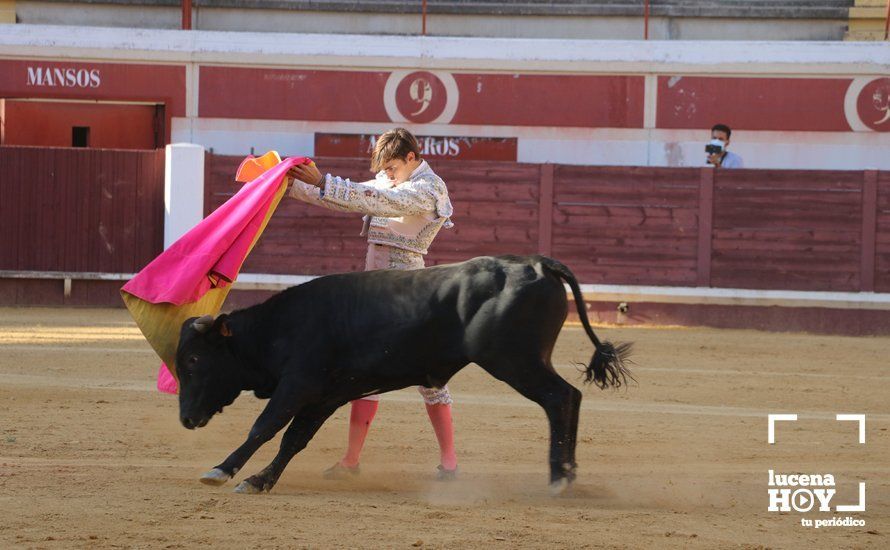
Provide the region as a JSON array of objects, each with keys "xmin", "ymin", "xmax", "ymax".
[
  {"xmin": 714, "ymin": 169, "xmax": 864, "ymax": 191},
  {"xmin": 713, "ymin": 241, "xmax": 860, "ymax": 254},
  {"xmin": 114, "ymin": 151, "xmax": 133, "ymax": 272},
  {"xmin": 861, "ymin": 170, "xmax": 878, "ymax": 292},
  {"xmin": 0, "ymin": 148, "xmax": 20, "ymax": 268},
  {"xmin": 204, "ymin": 151, "xmax": 216, "ymax": 217},
  {"xmin": 69, "ymin": 149, "xmax": 85, "ymax": 272},
  {"xmin": 87, "ymin": 149, "xmax": 102, "ymax": 273},
  {"xmin": 448, "ymin": 183, "xmax": 537, "ymax": 202},
  {"xmin": 876, "ymin": 171, "xmax": 890, "ymax": 292},
  {"xmin": 538, "ymin": 163, "xmax": 553, "ymax": 256},
  {"xmin": 146, "ymin": 149, "xmax": 166, "ymax": 269},
  {"xmin": 18, "ymin": 148, "xmax": 37, "ymax": 269},
  {"xmin": 697, "ymin": 168, "xmax": 714, "ymax": 287},
  {"xmin": 555, "ymin": 189, "xmax": 700, "ymax": 202}
]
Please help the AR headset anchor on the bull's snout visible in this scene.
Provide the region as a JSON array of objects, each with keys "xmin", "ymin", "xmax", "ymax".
[{"xmin": 181, "ymin": 416, "xmax": 210, "ymax": 429}]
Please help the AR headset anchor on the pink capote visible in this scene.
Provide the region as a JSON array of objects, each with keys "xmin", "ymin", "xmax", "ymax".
[
  {"xmin": 157, "ymin": 364, "xmax": 178, "ymax": 394},
  {"xmin": 122, "ymin": 157, "xmax": 310, "ymax": 305},
  {"xmin": 122, "ymin": 156, "xmax": 311, "ymax": 394}
]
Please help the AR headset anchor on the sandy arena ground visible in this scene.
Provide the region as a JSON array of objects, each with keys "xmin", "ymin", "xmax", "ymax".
[{"xmin": 0, "ymin": 307, "xmax": 887, "ymax": 549}]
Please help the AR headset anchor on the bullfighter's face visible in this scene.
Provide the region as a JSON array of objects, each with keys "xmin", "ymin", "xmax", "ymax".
[
  {"xmin": 382, "ymin": 152, "xmax": 422, "ymax": 185},
  {"xmin": 175, "ymin": 315, "xmax": 244, "ymax": 429}
]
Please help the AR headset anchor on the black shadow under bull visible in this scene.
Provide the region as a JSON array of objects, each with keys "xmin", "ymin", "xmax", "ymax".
[{"xmin": 176, "ymin": 255, "xmax": 632, "ymax": 495}]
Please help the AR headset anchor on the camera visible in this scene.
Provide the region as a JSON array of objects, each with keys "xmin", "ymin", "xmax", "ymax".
[{"xmin": 705, "ymin": 139, "xmax": 725, "ymax": 155}]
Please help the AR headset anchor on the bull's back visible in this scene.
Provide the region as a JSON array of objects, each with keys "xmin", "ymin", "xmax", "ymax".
[
  {"xmin": 271, "ymin": 255, "xmax": 566, "ymax": 367},
  {"xmin": 441, "ymin": 256, "xmax": 568, "ymax": 358}
]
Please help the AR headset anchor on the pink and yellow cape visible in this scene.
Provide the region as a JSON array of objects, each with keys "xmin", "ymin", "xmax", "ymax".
[{"xmin": 121, "ymin": 152, "xmax": 312, "ymax": 393}]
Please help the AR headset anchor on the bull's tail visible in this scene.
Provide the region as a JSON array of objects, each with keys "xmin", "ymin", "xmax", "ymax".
[{"xmin": 542, "ymin": 257, "xmax": 634, "ymax": 389}]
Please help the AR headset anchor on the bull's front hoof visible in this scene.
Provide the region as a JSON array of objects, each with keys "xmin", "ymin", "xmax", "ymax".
[
  {"xmin": 548, "ymin": 477, "xmax": 570, "ymax": 496},
  {"xmin": 233, "ymin": 480, "xmax": 265, "ymax": 494},
  {"xmin": 199, "ymin": 468, "xmax": 231, "ymax": 486}
]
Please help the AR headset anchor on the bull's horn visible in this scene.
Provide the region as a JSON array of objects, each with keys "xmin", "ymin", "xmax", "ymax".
[{"xmin": 193, "ymin": 315, "xmax": 214, "ymax": 333}]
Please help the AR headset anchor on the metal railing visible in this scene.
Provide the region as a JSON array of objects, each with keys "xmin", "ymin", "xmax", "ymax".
[
  {"xmin": 885, "ymin": 0, "xmax": 889, "ymax": 40},
  {"xmin": 175, "ymin": 0, "xmax": 860, "ymax": 40}
]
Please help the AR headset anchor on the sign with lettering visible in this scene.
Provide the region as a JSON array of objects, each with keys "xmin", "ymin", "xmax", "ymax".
[
  {"xmin": 0, "ymin": 59, "xmax": 185, "ymax": 117},
  {"xmin": 315, "ymin": 133, "xmax": 518, "ymax": 162}
]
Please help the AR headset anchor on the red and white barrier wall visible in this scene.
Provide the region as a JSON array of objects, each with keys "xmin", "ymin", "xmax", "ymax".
[
  {"xmin": 3, "ymin": 25, "xmax": 890, "ymax": 334},
  {"xmin": 1, "ymin": 25, "xmax": 888, "ymax": 170}
]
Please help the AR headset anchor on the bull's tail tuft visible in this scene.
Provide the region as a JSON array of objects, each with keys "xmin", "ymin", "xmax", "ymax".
[
  {"xmin": 541, "ymin": 256, "xmax": 635, "ymax": 390},
  {"xmin": 587, "ymin": 341, "xmax": 634, "ymax": 389}
]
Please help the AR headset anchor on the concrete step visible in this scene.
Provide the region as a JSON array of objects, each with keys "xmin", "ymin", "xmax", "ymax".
[
  {"xmin": 845, "ymin": 29, "xmax": 887, "ymax": 39},
  {"xmin": 848, "ymin": 19, "xmax": 888, "ymax": 30},
  {"xmin": 853, "ymin": 0, "xmax": 887, "ymax": 7},
  {"xmin": 849, "ymin": 6, "xmax": 889, "ymax": 16}
]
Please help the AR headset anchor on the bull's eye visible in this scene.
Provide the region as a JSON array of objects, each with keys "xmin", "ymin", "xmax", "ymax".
[{"xmin": 187, "ymin": 355, "xmax": 198, "ymax": 366}]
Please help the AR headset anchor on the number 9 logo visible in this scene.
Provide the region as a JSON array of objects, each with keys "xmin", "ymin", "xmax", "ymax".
[
  {"xmin": 871, "ymin": 87, "xmax": 890, "ymax": 126},
  {"xmin": 385, "ymin": 70, "xmax": 459, "ymax": 124},
  {"xmin": 409, "ymin": 78, "xmax": 433, "ymax": 116},
  {"xmin": 845, "ymin": 77, "xmax": 890, "ymax": 132}
]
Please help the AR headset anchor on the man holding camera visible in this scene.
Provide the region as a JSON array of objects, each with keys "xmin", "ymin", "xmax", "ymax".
[{"xmin": 706, "ymin": 123, "xmax": 744, "ymax": 168}]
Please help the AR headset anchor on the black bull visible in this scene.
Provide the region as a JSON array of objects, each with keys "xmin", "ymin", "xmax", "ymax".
[{"xmin": 176, "ymin": 255, "xmax": 632, "ymax": 495}]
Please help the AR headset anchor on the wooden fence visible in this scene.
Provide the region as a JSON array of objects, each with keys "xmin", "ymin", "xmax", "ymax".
[
  {"xmin": 1, "ymin": 148, "xmax": 886, "ymax": 295},
  {"xmin": 0, "ymin": 145, "xmax": 165, "ymax": 274},
  {"xmin": 206, "ymin": 154, "xmax": 890, "ymax": 293}
]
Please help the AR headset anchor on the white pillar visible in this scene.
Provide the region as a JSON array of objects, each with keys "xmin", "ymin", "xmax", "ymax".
[{"xmin": 164, "ymin": 143, "xmax": 205, "ymax": 250}]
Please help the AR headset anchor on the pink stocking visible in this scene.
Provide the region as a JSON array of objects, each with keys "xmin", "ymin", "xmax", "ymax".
[
  {"xmin": 340, "ymin": 399, "xmax": 379, "ymax": 468},
  {"xmin": 425, "ymin": 403, "xmax": 457, "ymax": 470}
]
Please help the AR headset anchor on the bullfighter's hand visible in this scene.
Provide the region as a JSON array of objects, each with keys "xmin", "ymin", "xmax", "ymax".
[{"xmin": 287, "ymin": 163, "xmax": 325, "ymax": 187}]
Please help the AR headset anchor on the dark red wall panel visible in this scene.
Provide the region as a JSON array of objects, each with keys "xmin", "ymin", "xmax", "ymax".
[
  {"xmin": 426, "ymin": 160, "xmax": 541, "ymax": 264},
  {"xmin": 199, "ymin": 67, "xmax": 391, "ymax": 122},
  {"xmin": 656, "ymin": 76, "xmax": 853, "ymax": 132},
  {"xmin": 3, "ymin": 100, "xmax": 161, "ymax": 149},
  {"xmin": 199, "ymin": 67, "xmax": 644, "ymax": 129},
  {"xmin": 451, "ymin": 74, "xmax": 644, "ymax": 128},
  {"xmin": 710, "ymin": 170, "xmax": 864, "ymax": 291},
  {"xmin": 0, "ymin": 146, "xmax": 165, "ymax": 273},
  {"xmin": 551, "ymin": 166, "xmax": 701, "ymax": 286}
]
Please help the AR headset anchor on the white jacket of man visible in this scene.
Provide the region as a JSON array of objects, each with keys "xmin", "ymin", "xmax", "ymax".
[{"xmin": 288, "ymin": 159, "xmax": 453, "ymax": 255}]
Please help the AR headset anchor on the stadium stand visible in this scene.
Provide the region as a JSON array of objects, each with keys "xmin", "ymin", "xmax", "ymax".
[
  {"xmin": 845, "ymin": 0, "xmax": 889, "ymax": 40},
  {"xmin": 7, "ymin": 0, "xmax": 862, "ymax": 40}
]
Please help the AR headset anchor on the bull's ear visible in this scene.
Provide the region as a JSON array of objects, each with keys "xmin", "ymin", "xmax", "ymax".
[{"xmin": 213, "ymin": 314, "xmax": 233, "ymax": 338}]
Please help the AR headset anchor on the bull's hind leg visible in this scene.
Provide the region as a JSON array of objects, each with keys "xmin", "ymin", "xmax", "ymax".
[
  {"xmin": 478, "ymin": 358, "xmax": 582, "ymax": 495},
  {"xmin": 234, "ymin": 406, "xmax": 337, "ymax": 494}
]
